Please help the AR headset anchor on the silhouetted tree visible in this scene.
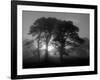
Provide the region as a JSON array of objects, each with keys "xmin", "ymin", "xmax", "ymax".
[
  {"xmin": 28, "ymin": 17, "xmax": 47, "ymax": 62},
  {"xmin": 42, "ymin": 17, "xmax": 58, "ymax": 62},
  {"xmin": 29, "ymin": 17, "xmax": 58, "ymax": 62},
  {"xmin": 53, "ymin": 20, "xmax": 83, "ymax": 62}
]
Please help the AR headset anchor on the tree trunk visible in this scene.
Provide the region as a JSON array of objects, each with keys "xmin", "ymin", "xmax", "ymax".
[
  {"xmin": 59, "ymin": 44, "xmax": 64, "ymax": 63},
  {"xmin": 45, "ymin": 40, "xmax": 49, "ymax": 63},
  {"xmin": 37, "ymin": 34, "xmax": 40, "ymax": 62},
  {"xmin": 44, "ymin": 34, "xmax": 51, "ymax": 63}
]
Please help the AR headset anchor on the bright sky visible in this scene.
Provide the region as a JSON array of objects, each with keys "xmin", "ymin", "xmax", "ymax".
[{"xmin": 22, "ymin": 11, "xmax": 89, "ymax": 40}]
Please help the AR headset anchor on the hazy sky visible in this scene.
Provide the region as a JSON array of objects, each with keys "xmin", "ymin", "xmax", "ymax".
[{"xmin": 22, "ymin": 11, "xmax": 89, "ymax": 40}]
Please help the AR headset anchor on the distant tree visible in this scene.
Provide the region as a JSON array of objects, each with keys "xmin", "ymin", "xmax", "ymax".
[{"xmin": 66, "ymin": 38, "xmax": 89, "ymax": 58}]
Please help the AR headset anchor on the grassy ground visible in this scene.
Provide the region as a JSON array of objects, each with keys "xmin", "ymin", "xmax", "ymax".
[{"xmin": 23, "ymin": 54, "xmax": 89, "ymax": 69}]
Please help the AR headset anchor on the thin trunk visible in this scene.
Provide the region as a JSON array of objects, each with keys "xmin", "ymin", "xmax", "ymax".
[
  {"xmin": 37, "ymin": 34, "xmax": 41, "ymax": 62},
  {"xmin": 44, "ymin": 34, "xmax": 51, "ymax": 63},
  {"xmin": 59, "ymin": 47, "xmax": 63, "ymax": 62},
  {"xmin": 32, "ymin": 36, "xmax": 35, "ymax": 56},
  {"xmin": 59, "ymin": 44, "xmax": 64, "ymax": 62},
  {"xmin": 45, "ymin": 40, "xmax": 48, "ymax": 63}
]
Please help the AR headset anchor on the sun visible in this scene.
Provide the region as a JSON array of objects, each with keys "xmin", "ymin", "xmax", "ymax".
[
  {"xmin": 48, "ymin": 45, "xmax": 54, "ymax": 51},
  {"xmin": 40, "ymin": 44, "xmax": 54, "ymax": 51}
]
